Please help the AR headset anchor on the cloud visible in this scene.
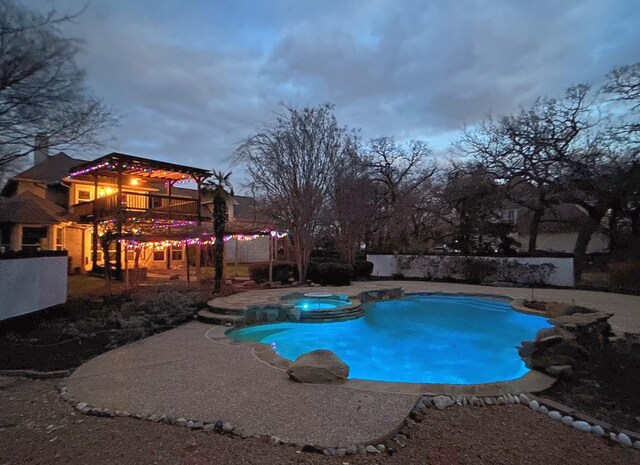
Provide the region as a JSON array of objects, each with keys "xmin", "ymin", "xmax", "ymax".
[{"xmin": 35, "ymin": 0, "xmax": 640, "ymax": 186}]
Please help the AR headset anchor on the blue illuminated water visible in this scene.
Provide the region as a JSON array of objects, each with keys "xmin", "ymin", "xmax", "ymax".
[
  {"xmin": 289, "ymin": 298, "xmax": 351, "ymax": 311},
  {"xmin": 228, "ymin": 294, "xmax": 551, "ymax": 384}
]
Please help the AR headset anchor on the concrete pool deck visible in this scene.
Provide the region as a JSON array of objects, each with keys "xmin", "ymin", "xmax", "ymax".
[
  {"xmin": 209, "ymin": 281, "xmax": 640, "ymax": 334},
  {"xmin": 66, "ymin": 322, "xmax": 417, "ymax": 447},
  {"xmin": 65, "ymin": 282, "xmax": 640, "ymax": 447}
]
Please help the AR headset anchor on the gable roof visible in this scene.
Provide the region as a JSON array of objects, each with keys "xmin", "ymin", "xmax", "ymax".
[
  {"xmin": 13, "ymin": 152, "xmax": 85, "ymax": 184},
  {"xmin": 0, "ymin": 191, "xmax": 70, "ymax": 224},
  {"xmin": 512, "ymin": 203, "xmax": 606, "ymax": 234}
]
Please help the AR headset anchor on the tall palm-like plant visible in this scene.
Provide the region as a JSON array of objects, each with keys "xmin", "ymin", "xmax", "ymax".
[{"xmin": 205, "ymin": 171, "xmax": 233, "ymax": 292}]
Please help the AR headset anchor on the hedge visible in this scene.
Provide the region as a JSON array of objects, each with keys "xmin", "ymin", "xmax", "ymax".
[{"xmin": 248, "ymin": 262, "xmax": 299, "ymax": 284}]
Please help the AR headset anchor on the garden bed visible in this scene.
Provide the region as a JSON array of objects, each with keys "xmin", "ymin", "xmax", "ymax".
[
  {"xmin": 0, "ymin": 284, "xmax": 219, "ymax": 372},
  {"xmin": 543, "ymin": 333, "xmax": 640, "ymax": 432}
]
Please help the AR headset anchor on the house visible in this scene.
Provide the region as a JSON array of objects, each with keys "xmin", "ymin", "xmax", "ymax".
[
  {"xmin": 501, "ymin": 203, "xmax": 609, "ymax": 254},
  {"xmin": 0, "ymin": 148, "xmax": 286, "ymax": 277}
]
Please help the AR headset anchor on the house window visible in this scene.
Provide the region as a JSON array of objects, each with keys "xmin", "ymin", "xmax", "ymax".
[
  {"xmin": 55, "ymin": 227, "xmax": 64, "ymax": 250},
  {"xmin": 502, "ymin": 209, "xmax": 518, "ymax": 225},
  {"xmin": 77, "ymin": 189, "xmax": 92, "ymax": 203},
  {"xmin": 153, "ymin": 250, "xmax": 165, "ymax": 261},
  {"xmin": 22, "ymin": 227, "xmax": 48, "ymax": 250},
  {"xmin": 171, "ymin": 249, "xmax": 183, "ymax": 261}
]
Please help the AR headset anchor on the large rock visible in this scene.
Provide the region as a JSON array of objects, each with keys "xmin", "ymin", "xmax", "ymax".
[
  {"xmin": 287, "ymin": 350, "xmax": 349, "ymax": 384},
  {"xmin": 521, "ymin": 310, "xmax": 613, "ymax": 371}
]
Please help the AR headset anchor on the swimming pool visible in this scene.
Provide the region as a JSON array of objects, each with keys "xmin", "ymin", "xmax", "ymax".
[{"xmin": 227, "ymin": 294, "xmax": 551, "ymax": 384}]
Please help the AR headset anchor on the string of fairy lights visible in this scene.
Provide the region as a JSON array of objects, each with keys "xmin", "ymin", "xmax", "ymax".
[
  {"xmin": 68, "ymin": 161, "xmax": 193, "ymax": 180},
  {"xmin": 69, "ymin": 160, "xmax": 289, "ymax": 251},
  {"xmin": 123, "ymin": 231, "xmax": 288, "ymax": 251}
]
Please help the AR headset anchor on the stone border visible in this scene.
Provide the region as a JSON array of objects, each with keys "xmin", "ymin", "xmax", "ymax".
[
  {"xmin": 392, "ymin": 393, "xmax": 640, "ymax": 452},
  {"xmin": 0, "ymin": 369, "xmax": 71, "ymax": 379},
  {"xmin": 55, "ymin": 378, "xmax": 401, "ymax": 456},
  {"xmin": 525, "ymin": 395, "xmax": 640, "ymax": 449},
  {"xmin": 56, "ymin": 373, "xmax": 640, "ymax": 454}
]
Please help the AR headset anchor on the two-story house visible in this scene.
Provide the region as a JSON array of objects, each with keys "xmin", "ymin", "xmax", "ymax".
[{"xmin": 0, "ymin": 148, "xmax": 284, "ymax": 277}]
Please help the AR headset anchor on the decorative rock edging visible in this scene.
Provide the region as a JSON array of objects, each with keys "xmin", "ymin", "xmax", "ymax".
[
  {"xmin": 0, "ymin": 369, "xmax": 71, "ymax": 379},
  {"xmin": 58, "ymin": 377, "xmax": 640, "ymax": 454},
  {"xmin": 398, "ymin": 393, "xmax": 640, "ymax": 451},
  {"xmin": 525, "ymin": 395, "xmax": 640, "ymax": 450},
  {"xmin": 57, "ymin": 380, "xmax": 386, "ymax": 456}
]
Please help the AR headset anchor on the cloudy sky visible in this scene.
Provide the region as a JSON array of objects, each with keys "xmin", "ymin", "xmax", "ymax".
[{"xmin": 32, "ymin": 0, "xmax": 640, "ymax": 190}]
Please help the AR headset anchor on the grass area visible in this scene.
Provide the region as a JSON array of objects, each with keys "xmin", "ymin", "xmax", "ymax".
[
  {"xmin": 67, "ymin": 275, "xmax": 126, "ymax": 299},
  {"xmin": 198, "ymin": 264, "xmax": 251, "ymax": 278}
]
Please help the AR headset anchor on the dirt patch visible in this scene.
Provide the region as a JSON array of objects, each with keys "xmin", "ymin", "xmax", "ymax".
[
  {"xmin": 1, "ymin": 378, "xmax": 638, "ymax": 465},
  {"xmin": 543, "ymin": 333, "xmax": 640, "ymax": 432}
]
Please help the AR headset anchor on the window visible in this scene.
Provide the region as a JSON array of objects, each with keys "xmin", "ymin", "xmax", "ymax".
[
  {"xmin": 153, "ymin": 250, "xmax": 165, "ymax": 261},
  {"xmin": 21, "ymin": 227, "xmax": 48, "ymax": 250},
  {"xmin": 55, "ymin": 227, "xmax": 64, "ymax": 251},
  {"xmin": 171, "ymin": 249, "xmax": 183, "ymax": 261},
  {"xmin": 77, "ymin": 189, "xmax": 92, "ymax": 203}
]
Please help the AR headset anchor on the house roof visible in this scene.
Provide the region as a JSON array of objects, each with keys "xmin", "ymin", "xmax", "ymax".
[
  {"xmin": 1, "ymin": 152, "xmax": 85, "ymax": 196},
  {"xmin": 0, "ymin": 191, "xmax": 70, "ymax": 225},
  {"xmin": 68, "ymin": 152, "xmax": 211, "ymax": 181},
  {"xmin": 13, "ymin": 152, "xmax": 84, "ymax": 184},
  {"xmin": 512, "ymin": 203, "xmax": 606, "ymax": 234}
]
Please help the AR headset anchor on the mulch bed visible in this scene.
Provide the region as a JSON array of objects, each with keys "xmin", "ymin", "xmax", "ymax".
[
  {"xmin": 0, "ymin": 285, "xmax": 217, "ymax": 372},
  {"xmin": 543, "ymin": 333, "xmax": 640, "ymax": 432}
]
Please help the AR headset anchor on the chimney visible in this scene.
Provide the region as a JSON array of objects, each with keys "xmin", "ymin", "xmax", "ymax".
[{"xmin": 34, "ymin": 134, "xmax": 49, "ymax": 165}]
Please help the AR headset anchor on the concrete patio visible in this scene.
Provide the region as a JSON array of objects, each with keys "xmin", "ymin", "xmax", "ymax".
[{"xmin": 64, "ymin": 281, "xmax": 640, "ymax": 447}]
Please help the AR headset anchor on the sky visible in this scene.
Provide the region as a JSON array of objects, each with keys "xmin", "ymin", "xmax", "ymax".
[{"xmin": 28, "ymin": 0, "xmax": 640, "ymax": 192}]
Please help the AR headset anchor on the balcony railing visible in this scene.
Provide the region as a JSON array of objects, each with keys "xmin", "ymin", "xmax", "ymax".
[{"xmin": 72, "ymin": 191, "xmax": 200, "ymax": 221}]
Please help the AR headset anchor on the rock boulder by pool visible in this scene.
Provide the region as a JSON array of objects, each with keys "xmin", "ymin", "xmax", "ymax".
[{"xmin": 287, "ymin": 350, "xmax": 349, "ymax": 384}]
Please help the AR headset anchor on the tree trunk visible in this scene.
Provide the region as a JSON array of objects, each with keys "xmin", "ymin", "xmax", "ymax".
[
  {"xmin": 213, "ymin": 193, "xmax": 226, "ymax": 293},
  {"xmin": 527, "ymin": 208, "xmax": 544, "ymax": 254},
  {"xmin": 573, "ymin": 210, "xmax": 604, "ymax": 284}
]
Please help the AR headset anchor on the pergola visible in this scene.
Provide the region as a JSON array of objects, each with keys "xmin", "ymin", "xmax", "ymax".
[{"xmin": 67, "ymin": 152, "xmax": 211, "ymax": 275}]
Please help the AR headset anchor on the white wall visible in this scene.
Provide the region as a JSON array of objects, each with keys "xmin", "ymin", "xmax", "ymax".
[
  {"xmin": 367, "ymin": 254, "xmax": 575, "ymax": 287},
  {"xmin": 0, "ymin": 256, "xmax": 68, "ymax": 320},
  {"xmin": 225, "ymin": 236, "xmax": 270, "ymax": 263}
]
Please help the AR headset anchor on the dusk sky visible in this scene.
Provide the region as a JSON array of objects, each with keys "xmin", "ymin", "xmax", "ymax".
[{"xmin": 32, "ymin": 0, "xmax": 640, "ymax": 191}]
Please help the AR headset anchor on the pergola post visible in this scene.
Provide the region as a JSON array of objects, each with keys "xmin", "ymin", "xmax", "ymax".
[
  {"xmin": 92, "ymin": 174, "xmax": 98, "ymax": 271},
  {"xmin": 268, "ymin": 234, "xmax": 273, "ymax": 282},
  {"xmin": 194, "ymin": 176, "xmax": 204, "ymax": 282},
  {"xmin": 115, "ymin": 167, "xmax": 123, "ymax": 279}
]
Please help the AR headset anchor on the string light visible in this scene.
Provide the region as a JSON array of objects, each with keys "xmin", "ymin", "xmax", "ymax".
[
  {"xmin": 123, "ymin": 231, "xmax": 288, "ymax": 250},
  {"xmin": 69, "ymin": 161, "xmax": 191, "ymax": 179}
]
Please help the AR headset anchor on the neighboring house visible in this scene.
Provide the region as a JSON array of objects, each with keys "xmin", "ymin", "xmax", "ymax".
[
  {"xmin": 0, "ymin": 148, "xmax": 284, "ymax": 275},
  {"xmin": 502, "ymin": 203, "xmax": 609, "ymax": 254}
]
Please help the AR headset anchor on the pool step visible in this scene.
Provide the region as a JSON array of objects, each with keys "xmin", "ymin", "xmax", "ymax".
[
  {"xmin": 197, "ymin": 309, "xmax": 243, "ymax": 326},
  {"xmin": 298, "ymin": 305, "xmax": 364, "ymax": 322},
  {"xmin": 206, "ymin": 305, "xmax": 246, "ymax": 316}
]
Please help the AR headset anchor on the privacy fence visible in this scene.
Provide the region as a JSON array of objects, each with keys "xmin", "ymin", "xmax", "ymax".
[{"xmin": 367, "ymin": 254, "xmax": 574, "ymax": 287}]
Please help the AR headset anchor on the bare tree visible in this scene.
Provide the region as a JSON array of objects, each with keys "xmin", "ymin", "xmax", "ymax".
[
  {"xmin": 0, "ymin": 1, "xmax": 117, "ymax": 167},
  {"xmin": 330, "ymin": 144, "xmax": 377, "ymax": 263},
  {"xmin": 236, "ymin": 104, "xmax": 351, "ymax": 282},
  {"xmin": 456, "ymin": 85, "xmax": 593, "ymax": 253},
  {"xmin": 441, "ymin": 165, "xmax": 507, "ymax": 254},
  {"xmin": 603, "ymin": 62, "xmax": 640, "ymax": 142},
  {"xmin": 365, "ymin": 137, "xmax": 437, "ymax": 251}
]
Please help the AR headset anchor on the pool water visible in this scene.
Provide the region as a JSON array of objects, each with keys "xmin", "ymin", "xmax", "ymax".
[
  {"xmin": 228, "ymin": 294, "xmax": 551, "ymax": 385},
  {"xmin": 289, "ymin": 298, "xmax": 352, "ymax": 311}
]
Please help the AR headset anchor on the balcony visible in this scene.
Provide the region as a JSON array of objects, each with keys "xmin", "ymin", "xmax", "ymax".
[{"xmin": 72, "ymin": 191, "xmax": 201, "ymax": 222}]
